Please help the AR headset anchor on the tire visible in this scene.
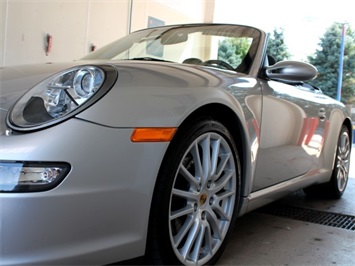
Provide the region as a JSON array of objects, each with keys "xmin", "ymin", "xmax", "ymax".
[
  {"xmin": 304, "ymin": 125, "xmax": 351, "ymax": 199},
  {"xmin": 147, "ymin": 119, "xmax": 241, "ymax": 265}
]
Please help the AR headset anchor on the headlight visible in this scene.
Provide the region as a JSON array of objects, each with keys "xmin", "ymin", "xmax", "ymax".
[
  {"xmin": 0, "ymin": 161, "xmax": 71, "ymax": 192},
  {"xmin": 7, "ymin": 65, "xmax": 117, "ymax": 131}
]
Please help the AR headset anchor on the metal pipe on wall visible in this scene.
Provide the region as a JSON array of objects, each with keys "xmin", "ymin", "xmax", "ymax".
[
  {"xmin": 2, "ymin": 0, "xmax": 10, "ymax": 66},
  {"xmin": 128, "ymin": 0, "xmax": 133, "ymax": 34}
]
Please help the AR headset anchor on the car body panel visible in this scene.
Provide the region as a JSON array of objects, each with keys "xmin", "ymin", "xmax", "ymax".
[
  {"xmin": 0, "ymin": 118, "xmax": 169, "ymax": 264},
  {"xmin": 0, "ymin": 24, "xmax": 352, "ymax": 265},
  {"xmin": 77, "ymin": 62, "xmax": 250, "ymax": 127},
  {"xmin": 253, "ymin": 80, "xmax": 335, "ymax": 190}
]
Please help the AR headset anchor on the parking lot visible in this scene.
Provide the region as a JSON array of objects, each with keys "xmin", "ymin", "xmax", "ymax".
[{"xmin": 219, "ymin": 144, "xmax": 355, "ymax": 265}]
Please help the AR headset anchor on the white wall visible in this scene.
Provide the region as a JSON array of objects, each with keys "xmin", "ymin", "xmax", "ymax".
[
  {"xmin": 0, "ymin": 0, "xmax": 213, "ymax": 67},
  {"xmin": 0, "ymin": 0, "xmax": 130, "ymax": 66},
  {"xmin": 131, "ymin": 0, "xmax": 210, "ymax": 32}
]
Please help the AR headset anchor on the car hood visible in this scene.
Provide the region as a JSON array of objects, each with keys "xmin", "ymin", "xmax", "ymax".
[
  {"xmin": 0, "ymin": 60, "xmax": 238, "ymax": 110},
  {"xmin": 1, "ymin": 60, "xmax": 249, "ymax": 132}
]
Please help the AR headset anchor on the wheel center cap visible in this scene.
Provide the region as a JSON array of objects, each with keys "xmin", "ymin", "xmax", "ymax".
[{"xmin": 199, "ymin": 193, "xmax": 208, "ymax": 206}]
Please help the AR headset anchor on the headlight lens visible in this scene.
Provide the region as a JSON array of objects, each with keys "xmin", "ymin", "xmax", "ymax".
[
  {"xmin": 0, "ymin": 161, "xmax": 71, "ymax": 192},
  {"xmin": 7, "ymin": 65, "xmax": 117, "ymax": 131}
]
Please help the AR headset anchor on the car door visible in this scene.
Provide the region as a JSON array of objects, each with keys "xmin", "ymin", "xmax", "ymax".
[{"xmin": 252, "ymin": 80, "xmax": 328, "ymax": 191}]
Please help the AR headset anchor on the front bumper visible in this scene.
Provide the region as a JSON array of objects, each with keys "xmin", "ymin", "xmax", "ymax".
[{"xmin": 0, "ymin": 118, "xmax": 169, "ymax": 265}]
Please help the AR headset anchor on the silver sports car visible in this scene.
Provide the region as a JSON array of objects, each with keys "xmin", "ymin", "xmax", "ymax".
[{"xmin": 0, "ymin": 24, "xmax": 353, "ymax": 265}]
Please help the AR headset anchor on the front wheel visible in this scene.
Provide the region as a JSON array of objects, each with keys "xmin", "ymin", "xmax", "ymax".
[{"xmin": 147, "ymin": 119, "xmax": 241, "ymax": 265}]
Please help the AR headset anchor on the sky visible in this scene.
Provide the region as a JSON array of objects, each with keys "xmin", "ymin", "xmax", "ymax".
[{"xmin": 214, "ymin": 0, "xmax": 355, "ymax": 60}]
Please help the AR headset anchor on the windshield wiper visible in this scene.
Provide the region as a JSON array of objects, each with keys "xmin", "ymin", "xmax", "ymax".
[{"xmin": 127, "ymin": 57, "xmax": 172, "ymax": 63}]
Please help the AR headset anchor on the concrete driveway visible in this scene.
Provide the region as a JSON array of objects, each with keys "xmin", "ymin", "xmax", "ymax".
[{"xmin": 219, "ymin": 144, "xmax": 355, "ymax": 265}]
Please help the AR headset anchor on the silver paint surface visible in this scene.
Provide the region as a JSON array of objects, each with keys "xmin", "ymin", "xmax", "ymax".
[{"xmin": 0, "ymin": 24, "xmax": 352, "ymax": 265}]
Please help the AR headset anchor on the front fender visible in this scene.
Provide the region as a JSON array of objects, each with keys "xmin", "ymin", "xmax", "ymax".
[{"xmin": 76, "ymin": 62, "xmax": 255, "ymax": 128}]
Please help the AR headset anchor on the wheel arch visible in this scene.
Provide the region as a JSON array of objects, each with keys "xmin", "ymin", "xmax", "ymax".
[
  {"xmin": 304, "ymin": 118, "xmax": 353, "ymax": 199},
  {"xmin": 145, "ymin": 102, "xmax": 249, "ymax": 264},
  {"xmin": 343, "ymin": 118, "xmax": 353, "ymax": 145},
  {"xmin": 172, "ymin": 103, "xmax": 249, "ymax": 211}
]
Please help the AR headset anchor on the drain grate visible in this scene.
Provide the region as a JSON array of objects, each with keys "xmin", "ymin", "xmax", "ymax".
[{"xmin": 257, "ymin": 204, "xmax": 355, "ymax": 231}]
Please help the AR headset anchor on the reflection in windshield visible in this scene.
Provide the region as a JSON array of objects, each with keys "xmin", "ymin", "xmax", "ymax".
[{"xmin": 81, "ymin": 25, "xmax": 261, "ymax": 74}]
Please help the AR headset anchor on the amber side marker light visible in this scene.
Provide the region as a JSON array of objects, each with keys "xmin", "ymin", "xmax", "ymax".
[{"xmin": 131, "ymin": 128, "xmax": 177, "ymax": 142}]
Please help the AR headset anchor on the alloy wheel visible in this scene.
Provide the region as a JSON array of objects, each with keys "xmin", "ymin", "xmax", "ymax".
[
  {"xmin": 168, "ymin": 132, "xmax": 237, "ymax": 265},
  {"xmin": 336, "ymin": 130, "xmax": 351, "ymax": 192}
]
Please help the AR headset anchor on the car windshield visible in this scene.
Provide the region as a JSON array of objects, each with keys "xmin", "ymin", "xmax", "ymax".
[{"xmin": 81, "ymin": 24, "xmax": 262, "ymax": 73}]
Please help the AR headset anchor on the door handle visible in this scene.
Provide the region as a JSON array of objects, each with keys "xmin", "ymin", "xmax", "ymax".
[{"xmin": 318, "ymin": 108, "xmax": 326, "ymax": 121}]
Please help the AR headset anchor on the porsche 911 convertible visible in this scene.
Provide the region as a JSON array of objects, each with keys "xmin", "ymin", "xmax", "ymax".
[{"xmin": 0, "ymin": 24, "xmax": 352, "ymax": 265}]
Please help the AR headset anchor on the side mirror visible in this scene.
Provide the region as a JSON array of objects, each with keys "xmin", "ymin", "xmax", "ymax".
[{"xmin": 265, "ymin": 61, "xmax": 318, "ymax": 82}]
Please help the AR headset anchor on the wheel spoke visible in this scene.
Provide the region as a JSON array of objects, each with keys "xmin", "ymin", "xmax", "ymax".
[
  {"xmin": 206, "ymin": 209, "xmax": 223, "ymax": 239},
  {"xmin": 201, "ymin": 135, "xmax": 212, "ymax": 182},
  {"xmin": 211, "ymin": 169, "xmax": 235, "ymax": 193},
  {"xmin": 203, "ymin": 222, "xmax": 213, "ymax": 256},
  {"xmin": 190, "ymin": 222, "xmax": 206, "ymax": 263},
  {"xmin": 214, "ymin": 153, "xmax": 231, "ymax": 180},
  {"xmin": 337, "ymin": 163, "xmax": 348, "ymax": 189},
  {"xmin": 191, "ymin": 142, "xmax": 203, "ymax": 183},
  {"xmin": 337, "ymin": 159, "xmax": 349, "ymax": 175},
  {"xmin": 172, "ymin": 188, "xmax": 198, "ymax": 201},
  {"xmin": 172, "ymin": 215, "xmax": 195, "ymax": 248},
  {"xmin": 211, "ymin": 190, "xmax": 235, "ymax": 221},
  {"xmin": 339, "ymin": 145, "xmax": 350, "ymax": 160},
  {"xmin": 170, "ymin": 205, "xmax": 195, "ymax": 220},
  {"xmin": 212, "ymin": 204, "xmax": 231, "ymax": 222},
  {"xmin": 179, "ymin": 163, "xmax": 200, "ymax": 187},
  {"xmin": 339, "ymin": 132, "xmax": 350, "ymax": 157},
  {"xmin": 217, "ymin": 189, "xmax": 235, "ymax": 201},
  {"xmin": 180, "ymin": 220, "xmax": 200, "ymax": 259},
  {"xmin": 210, "ymin": 137, "xmax": 221, "ymax": 176}
]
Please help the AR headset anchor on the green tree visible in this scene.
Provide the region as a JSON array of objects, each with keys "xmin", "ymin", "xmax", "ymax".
[
  {"xmin": 218, "ymin": 39, "xmax": 239, "ymax": 67},
  {"xmin": 218, "ymin": 37, "xmax": 251, "ymax": 68},
  {"xmin": 266, "ymin": 28, "xmax": 291, "ymax": 62},
  {"xmin": 308, "ymin": 23, "xmax": 355, "ymax": 104}
]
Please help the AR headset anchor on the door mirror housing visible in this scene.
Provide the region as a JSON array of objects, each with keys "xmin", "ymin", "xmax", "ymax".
[{"xmin": 265, "ymin": 61, "xmax": 318, "ymax": 82}]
